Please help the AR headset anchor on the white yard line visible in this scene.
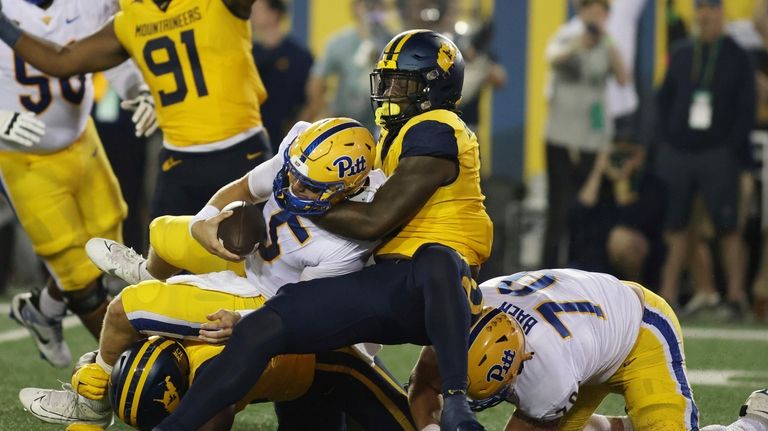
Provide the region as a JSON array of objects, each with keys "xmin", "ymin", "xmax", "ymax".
[
  {"xmin": 683, "ymin": 327, "xmax": 768, "ymax": 342},
  {"xmin": 0, "ymin": 315, "xmax": 80, "ymax": 343}
]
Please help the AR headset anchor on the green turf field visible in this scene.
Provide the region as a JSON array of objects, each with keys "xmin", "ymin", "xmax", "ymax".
[{"xmin": 0, "ymin": 300, "xmax": 765, "ymax": 430}]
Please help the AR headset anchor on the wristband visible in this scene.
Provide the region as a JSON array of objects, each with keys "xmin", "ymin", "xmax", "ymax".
[
  {"xmin": 189, "ymin": 204, "xmax": 220, "ymax": 235},
  {"xmin": 95, "ymin": 352, "xmax": 113, "ymax": 375},
  {"xmin": 0, "ymin": 13, "xmax": 22, "ymax": 47}
]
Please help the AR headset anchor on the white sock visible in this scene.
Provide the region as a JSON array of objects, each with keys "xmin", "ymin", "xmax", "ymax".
[
  {"xmin": 584, "ymin": 415, "xmax": 633, "ymax": 431},
  {"xmin": 736, "ymin": 416, "xmax": 768, "ymax": 431},
  {"xmin": 138, "ymin": 260, "xmax": 154, "ymax": 281},
  {"xmin": 704, "ymin": 417, "xmax": 768, "ymax": 431},
  {"xmin": 39, "ymin": 287, "xmax": 67, "ymax": 320}
]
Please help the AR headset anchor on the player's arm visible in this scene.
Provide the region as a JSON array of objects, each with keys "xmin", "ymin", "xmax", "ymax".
[
  {"xmin": 313, "ymin": 155, "xmax": 456, "ymax": 240},
  {"xmin": 189, "ymin": 174, "xmax": 257, "ymax": 261},
  {"xmin": 409, "ymin": 346, "xmax": 444, "ymax": 429},
  {"xmin": 0, "ymin": 14, "xmax": 129, "ymax": 77},
  {"xmin": 221, "ymin": 0, "xmax": 257, "ymax": 19}
]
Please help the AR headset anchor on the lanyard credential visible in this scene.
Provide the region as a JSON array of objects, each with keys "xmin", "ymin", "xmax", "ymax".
[{"xmin": 691, "ymin": 37, "xmax": 722, "ymax": 90}]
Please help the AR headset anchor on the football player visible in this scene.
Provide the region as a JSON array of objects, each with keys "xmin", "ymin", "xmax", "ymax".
[
  {"xmin": 0, "ymin": 0, "xmax": 273, "ymax": 220},
  {"xmin": 407, "ymin": 269, "xmax": 759, "ymax": 431},
  {"xmin": 1, "ymin": 0, "xmax": 156, "ymax": 368},
  {"xmin": 157, "ymin": 29, "xmax": 492, "ymax": 431},
  {"xmin": 20, "ymin": 118, "xmax": 416, "ymax": 430}
]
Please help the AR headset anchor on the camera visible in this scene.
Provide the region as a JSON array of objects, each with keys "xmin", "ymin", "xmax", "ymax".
[{"xmin": 586, "ymin": 22, "xmax": 601, "ymax": 37}]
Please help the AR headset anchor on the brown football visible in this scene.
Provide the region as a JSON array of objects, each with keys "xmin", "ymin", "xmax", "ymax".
[{"xmin": 216, "ymin": 201, "xmax": 266, "ymax": 256}]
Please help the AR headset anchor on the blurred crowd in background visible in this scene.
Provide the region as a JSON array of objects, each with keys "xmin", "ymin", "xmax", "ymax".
[{"xmin": 2, "ymin": 0, "xmax": 768, "ymax": 323}]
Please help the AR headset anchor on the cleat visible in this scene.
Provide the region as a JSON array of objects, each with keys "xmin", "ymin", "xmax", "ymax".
[
  {"xmin": 19, "ymin": 383, "xmax": 112, "ymax": 427},
  {"xmin": 10, "ymin": 292, "xmax": 71, "ymax": 368},
  {"xmin": 680, "ymin": 291, "xmax": 720, "ymax": 317},
  {"xmin": 741, "ymin": 389, "xmax": 768, "ymax": 423},
  {"xmin": 85, "ymin": 238, "xmax": 150, "ymax": 285},
  {"xmin": 442, "ymin": 393, "xmax": 486, "ymax": 431}
]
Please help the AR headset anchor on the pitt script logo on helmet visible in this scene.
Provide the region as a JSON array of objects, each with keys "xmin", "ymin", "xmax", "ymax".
[
  {"xmin": 273, "ymin": 118, "xmax": 375, "ymax": 215},
  {"xmin": 466, "ymin": 307, "xmax": 533, "ymax": 400},
  {"xmin": 370, "ymin": 29, "xmax": 464, "ymax": 128}
]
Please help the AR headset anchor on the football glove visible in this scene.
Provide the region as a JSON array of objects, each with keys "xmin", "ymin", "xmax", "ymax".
[
  {"xmin": 71, "ymin": 362, "xmax": 110, "ymax": 400},
  {"xmin": 120, "ymin": 85, "xmax": 158, "ymax": 138},
  {"xmin": 0, "ymin": 110, "xmax": 45, "ymax": 147}
]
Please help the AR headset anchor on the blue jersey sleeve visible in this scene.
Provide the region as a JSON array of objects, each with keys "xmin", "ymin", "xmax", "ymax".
[{"xmin": 400, "ymin": 120, "xmax": 458, "ymax": 160}]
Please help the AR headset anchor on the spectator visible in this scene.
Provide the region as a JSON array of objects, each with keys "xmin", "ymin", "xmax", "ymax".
[
  {"xmin": 457, "ymin": 20, "xmax": 507, "ymax": 131},
  {"xmin": 655, "ymin": 0, "xmax": 756, "ymax": 318},
  {"xmin": 542, "ymin": 0, "xmax": 629, "ymax": 268},
  {"xmin": 299, "ymin": 0, "xmax": 391, "ymax": 133},
  {"xmin": 251, "ymin": 0, "xmax": 313, "ymax": 151},
  {"xmin": 569, "ymin": 143, "xmax": 665, "ymax": 286}
]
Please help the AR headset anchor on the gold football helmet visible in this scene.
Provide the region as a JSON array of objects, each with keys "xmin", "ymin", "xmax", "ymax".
[
  {"xmin": 273, "ymin": 118, "xmax": 375, "ymax": 215},
  {"xmin": 466, "ymin": 307, "xmax": 532, "ymax": 400}
]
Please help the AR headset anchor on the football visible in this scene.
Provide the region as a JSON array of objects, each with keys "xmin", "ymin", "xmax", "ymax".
[{"xmin": 217, "ymin": 201, "xmax": 266, "ymax": 256}]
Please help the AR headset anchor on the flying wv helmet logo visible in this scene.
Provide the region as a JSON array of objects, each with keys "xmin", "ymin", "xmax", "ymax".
[
  {"xmin": 486, "ymin": 349, "xmax": 516, "ymax": 382},
  {"xmin": 333, "ymin": 155, "xmax": 367, "ymax": 179},
  {"xmin": 437, "ymin": 42, "xmax": 456, "ymax": 72},
  {"xmin": 154, "ymin": 376, "xmax": 181, "ymax": 413}
]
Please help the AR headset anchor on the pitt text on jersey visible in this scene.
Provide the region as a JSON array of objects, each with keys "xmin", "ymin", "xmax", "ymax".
[
  {"xmin": 134, "ymin": 7, "xmax": 202, "ymax": 37},
  {"xmin": 497, "ymin": 301, "xmax": 539, "ymax": 335},
  {"xmin": 333, "ymin": 155, "xmax": 367, "ymax": 179}
]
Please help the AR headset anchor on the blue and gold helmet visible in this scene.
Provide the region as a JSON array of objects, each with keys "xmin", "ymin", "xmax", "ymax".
[
  {"xmin": 370, "ymin": 29, "xmax": 464, "ymax": 128},
  {"xmin": 109, "ymin": 337, "xmax": 190, "ymax": 431},
  {"xmin": 273, "ymin": 118, "xmax": 375, "ymax": 216}
]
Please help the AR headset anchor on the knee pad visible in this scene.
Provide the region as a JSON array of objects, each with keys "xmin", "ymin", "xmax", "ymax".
[{"xmin": 63, "ymin": 282, "xmax": 108, "ymax": 315}]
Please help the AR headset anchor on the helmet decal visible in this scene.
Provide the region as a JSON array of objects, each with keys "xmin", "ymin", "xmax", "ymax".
[
  {"xmin": 333, "ymin": 155, "xmax": 367, "ymax": 179},
  {"xmin": 273, "ymin": 118, "xmax": 375, "ymax": 216},
  {"xmin": 437, "ymin": 42, "xmax": 457, "ymax": 72}
]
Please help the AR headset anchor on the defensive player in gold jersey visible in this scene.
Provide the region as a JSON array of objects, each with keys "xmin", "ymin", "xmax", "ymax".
[
  {"xmin": 157, "ymin": 30, "xmax": 492, "ymax": 431},
  {"xmin": 0, "ymin": 0, "xmax": 272, "ymax": 218}
]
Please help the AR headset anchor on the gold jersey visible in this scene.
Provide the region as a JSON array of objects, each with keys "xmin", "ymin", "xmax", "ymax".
[
  {"xmin": 113, "ymin": 0, "xmax": 266, "ymax": 147},
  {"xmin": 375, "ymin": 109, "xmax": 493, "ymax": 266}
]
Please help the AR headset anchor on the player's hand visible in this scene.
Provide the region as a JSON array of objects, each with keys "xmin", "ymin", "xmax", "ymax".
[
  {"xmin": 71, "ymin": 363, "xmax": 109, "ymax": 400},
  {"xmin": 0, "ymin": 110, "xmax": 45, "ymax": 147},
  {"xmin": 120, "ymin": 86, "xmax": 158, "ymax": 138},
  {"xmin": 198, "ymin": 309, "xmax": 241, "ymax": 344},
  {"xmin": 190, "ymin": 210, "xmax": 243, "ymax": 262}
]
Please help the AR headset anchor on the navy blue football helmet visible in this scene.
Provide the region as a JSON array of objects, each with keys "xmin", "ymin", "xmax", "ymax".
[
  {"xmin": 370, "ymin": 29, "xmax": 464, "ymax": 128},
  {"xmin": 109, "ymin": 337, "xmax": 190, "ymax": 431}
]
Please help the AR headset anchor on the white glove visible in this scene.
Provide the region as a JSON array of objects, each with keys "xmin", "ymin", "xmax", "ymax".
[
  {"xmin": 120, "ymin": 86, "xmax": 158, "ymax": 138},
  {"xmin": 0, "ymin": 110, "xmax": 45, "ymax": 147}
]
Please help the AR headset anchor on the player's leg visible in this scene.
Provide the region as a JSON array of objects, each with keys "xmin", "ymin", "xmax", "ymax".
[
  {"xmin": 610, "ymin": 287, "xmax": 698, "ymax": 431},
  {"xmin": 155, "ymin": 261, "xmax": 422, "ymax": 430},
  {"xmin": 61, "ymin": 281, "xmax": 264, "ymax": 421},
  {"xmin": 411, "ymin": 244, "xmax": 484, "ymax": 430},
  {"xmin": 282, "ymin": 348, "xmax": 415, "ymax": 431},
  {"xmin": 2, "ymin": 121, "xmax": 121, "ymax": 364}
]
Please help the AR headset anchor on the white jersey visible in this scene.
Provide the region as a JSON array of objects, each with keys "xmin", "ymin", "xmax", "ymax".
[
  {"xmin": 480, "ymin": 269, "xmax": 643, "ymax": 421},
  {"xmin": 173, "ymin": 122, "xmax": 382, "ymax": 299},
  {"xmin": 246, "ymin": 122, "xmax": 381, "ymax": 297},
  {"xmin": 0, "ymin": 0, "xmax": 142, "ymax": 153}
]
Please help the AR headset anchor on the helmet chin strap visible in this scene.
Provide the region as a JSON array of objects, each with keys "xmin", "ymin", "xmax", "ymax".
[{"xmin": 374, "ymin": 102, "xmax": 401, "ymax": 126}]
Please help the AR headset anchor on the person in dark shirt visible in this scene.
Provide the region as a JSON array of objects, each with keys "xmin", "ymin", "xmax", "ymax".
[
  {"xmin": 569, "ymin": 144, "xmax": 666, "ymax": 288},
  {"xmin": 655, "ymin": 0, "xmax": 756, "ymax": 315},
  {"xmin": 250, "ymin": 0, "xmax": 313, "ymax": 151}
]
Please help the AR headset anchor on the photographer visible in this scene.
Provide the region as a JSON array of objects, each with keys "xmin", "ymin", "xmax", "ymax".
[
  {"xmin": 569, "ymin": 144, "xmax": 666, "ymax": 286},
  {"xmin": 542, "ymin": 0, "xmax": 629, "ymax": 267}
]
